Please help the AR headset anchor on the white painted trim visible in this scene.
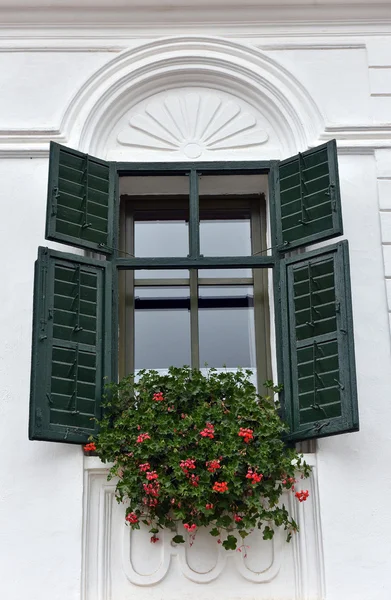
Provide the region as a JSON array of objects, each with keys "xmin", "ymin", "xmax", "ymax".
[
  {"xmin": 82, "ymin": 454, "xmax": 323, "ymax": 600},
  {"xmin": 0, "ymin": 3, "xmax": 391, "ymax": 26}
]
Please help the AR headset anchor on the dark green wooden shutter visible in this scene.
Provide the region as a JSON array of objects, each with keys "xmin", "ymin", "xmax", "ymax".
[
  {"xmin": 277, "ymin": 241, "xmax": 358, "ymax": 441},
  {"xmin": 275, "ymin": 140, "xmax": 343, "ymax": 251},
  {"xmin": 46, "ymin": 143, "xmax": 115, "ymax": 254},
  {"xmin": 29, "ymin": 247, "xmax": 112, "ymax": 443}
]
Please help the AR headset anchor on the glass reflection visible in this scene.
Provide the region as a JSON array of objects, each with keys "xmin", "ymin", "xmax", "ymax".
[
  {"xmin": 198, "ymin": 286, "xmax": 256, "ymax": 368},
  {"xmin": 135, "ymin": 286, "xmax": 191, "ymax": 369}
]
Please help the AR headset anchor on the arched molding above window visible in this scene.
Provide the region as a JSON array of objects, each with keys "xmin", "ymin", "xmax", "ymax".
[{"xmin": 61, "ymin": 37, "xmax": 324, "ymax": 158}]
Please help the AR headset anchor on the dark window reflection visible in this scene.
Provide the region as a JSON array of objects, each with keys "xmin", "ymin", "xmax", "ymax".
[
  {"xmin": 199, "ymin": 286, "xmax": 256, "ymax": 368},
  {"xmin": 135, "ymin": 286, "xmax": 191, "ymax": 369}
]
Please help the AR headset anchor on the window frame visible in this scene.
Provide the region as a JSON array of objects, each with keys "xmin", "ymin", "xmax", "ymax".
[
  {"xmin": 118, "ymin": 189, "xmax": 271, "ymax": 389},
  {"xmin": 112, "ymin": 161, "xmax": 278, "ymax": 391}
]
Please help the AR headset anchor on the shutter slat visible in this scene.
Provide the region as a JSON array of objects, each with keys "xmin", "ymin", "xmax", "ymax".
[
  {"xmin": 277, "ymin": 241, "xmax": 359, "ymax": 441},
  {"xmin": 46, "ymin": 143, "xmax": 115, "ymax": 254},
  {"xmin": 29, "ymin": 247, "xmax": 112, "ymax": 444},
  {"xmin": 274, "ymin": 140, "xmax": 343, "ymax": 251}
]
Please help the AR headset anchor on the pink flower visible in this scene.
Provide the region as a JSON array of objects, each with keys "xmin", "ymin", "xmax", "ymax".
[
  {"xmin": 139, "ymin": 462, "xmax": 151, "ymax": 472},
  {"xmin": 206, "ymin": 459, "xmax": 221, "ymax": 472},
  {"xmin": 295, "ymin": 490, "xmax": 309, "ymax": 502},
  {"xmin": 184, "ymin": 523, "xmax": 197, "ymax": 532},
  {"xmin": 143, "ymin": 482, "xmax": 160, "ymax": 497},
  {"xmin": 146, "ymin": 471, "xmax": 158, "ymax": 481},
  {"xmin": 234, "ymin": 514, "xmax": 242, "ymax": 523},
  {"xmin": 136, "ymin": 433, "xmax": 151, "ymax": 444},
  {"xmin": 150, "ymin": 535, "xmax": 159, "ymax": 543},
  {"xmin": 189, "ymin": 474, "xmax": 200, "ymax": 487},
  {"xmin": 200, "ymin": 422, "xmax": 215, "ymax": 439},
  {"xmin": 125, "ymin": 512, "xmax": 138, "ymax": 524},
  {"xmin": 180, "ymin": 458, "xmax": 196, "ymax": 475},
  {"xmin": 246, "ymin": 468, "xmax": 263, "ymax": 484},
  {"xmin": 153, "ymin": 392, "xmax": 164, "ymax": 402}
]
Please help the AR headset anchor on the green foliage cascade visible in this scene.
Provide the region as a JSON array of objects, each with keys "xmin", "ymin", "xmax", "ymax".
[{"xmin": 92, "ymin": 367, "xmax": 311, "ymax": 550}]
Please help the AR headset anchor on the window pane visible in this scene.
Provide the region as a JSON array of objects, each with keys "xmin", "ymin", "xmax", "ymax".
[
  {"xmin": 135, "ymin": 269, "xmax": 189, "ymax": 281},
  {"xmin": 200, "ymin": 218, "xmax": 251, "ymax": 257},
  {"xmin": 120, "ymin": 175, "xmax": 189, "ymax": 257},
  {"xmin": 198, "ymin": 174, "xmax": 267, "ymax": 257},
  {"xmin": 135, "ymin": 220, "xmax": 188, "ymax": 257},
  {"xmin": 198, "ymin": 268, "xmax": 252, "ymax": 279},
  {"xmin": 135, "ymin": 286, "xmax": 190, "ymax": 369},
  {"xmin": 198, "ymin": 286, "xmax": 256, "ymax": 368}
]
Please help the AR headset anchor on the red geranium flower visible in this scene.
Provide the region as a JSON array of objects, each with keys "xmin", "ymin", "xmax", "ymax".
[
  {"xmin": 213, "ymin": 481, "xmax": 228, "ymax": 493},
  {"xmin": 295, "ymin": 490, "xmax": 309, "ymax": 502},
  {"xmin": 136, "ymin": 433, "xmax": 151, "ymax": 444},
  {"xmin": 200, "ymin": 422, "xmax": 215, "ymax": 439},
  {"xmin": 125, "ymin": 512, "xmax": 138, "ymax": 524},
  {"xmin": 238, "ymin": 427, "xmax": 254, "ymax": 443},
  {"xmin": 83, "ymin": 442, "xmax": 96, "ymax": 452}
]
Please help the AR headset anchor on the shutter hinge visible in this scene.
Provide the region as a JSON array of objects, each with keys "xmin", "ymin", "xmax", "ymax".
[
  {"xmin": 313, "ymin": 420, "xmax": 330, "ymax": 433},
  {"xmin": 51, "ymin": 187, "xmax": 59, "ymax": 216},
  {"xmin": 327, "ymin": 184, "xmax": 336, "ymax": 210}
]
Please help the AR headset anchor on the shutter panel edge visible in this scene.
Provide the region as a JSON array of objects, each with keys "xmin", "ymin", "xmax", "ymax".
[
  {"xmin": 29, "ymin": 247, "xmax": 111, "ymax": 444},
  {"xmin": 46, "ymin": 142, "xmax": 115, "ymax": 255},
  {"xmin": 277, "ymin": 240, "xmax": 359, "ymax": 442},
  {"xmin": 276, "ymin": 140, "xmax": 343, "ymax": 252}
]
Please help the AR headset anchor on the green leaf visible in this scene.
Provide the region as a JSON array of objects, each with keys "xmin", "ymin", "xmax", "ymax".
[
  {"xmin": 222, "ymin": 535, "xmax": 237, "ymax": 551},
  {"xmin": 238, "ymin": 529, "xmax": 249, "ymax": 538},
  {"xmin": 210, "ymin": 527, "xmax": 220, "ymax": 537},
  {"xmin": 218, "ymin": 515, "xmax": 232, "ymax": 528},
  {"xmin": 263, "ymin": 526, "xmax": 274, "ymax": 540},
  {"xmin": 172, "ymin": 535, "xmax": 185, "ymax": 544}
]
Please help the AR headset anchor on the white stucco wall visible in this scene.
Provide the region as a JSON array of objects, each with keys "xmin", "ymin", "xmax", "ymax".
[{"xmin": 1, "ymin": 10, "xmax": 391, "ymax": 599}]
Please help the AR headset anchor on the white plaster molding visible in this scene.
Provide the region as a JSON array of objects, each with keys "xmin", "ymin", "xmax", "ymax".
[
  {"xmin": 1, "ymin": 37, "xmax": 391, "ymax": 157},
  {"xmin": 71, "ymin": 37, "xmax": 324, "ymax": 157},
  {"xmin": 0, "ymin": 36, "xmax": 327, "ymax": 157},
  {"xmin": 82, "ymin": 454, "xmax": 323, "ymax": 600},
  {"xmin": 3, "ymin": 26, "xmax": 391, "ymax": 43},
  {"xmin": 0, "ymin": 3, "xmax": 391, "ymax": 27},
  {"xmin": 375, "ymin": 148, "xmax": 391, "ymax": 339},
  {"xmin": 115, "ymin": 90, "xmax": 269, "ymax": 160}
]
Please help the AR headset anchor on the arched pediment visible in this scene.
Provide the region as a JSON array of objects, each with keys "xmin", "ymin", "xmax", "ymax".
[{"xmin": 61, "ymin": 37, "xmax": 324, "ymax": 158}]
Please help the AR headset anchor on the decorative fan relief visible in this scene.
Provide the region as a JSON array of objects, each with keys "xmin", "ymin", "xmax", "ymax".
[{"xmin": 117, "ymin": 93, "xmax": 269, "ymax": 158}]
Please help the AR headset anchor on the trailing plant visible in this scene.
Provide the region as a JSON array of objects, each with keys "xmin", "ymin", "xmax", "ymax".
[{"xmin": 88, "ymin": 367, "xmax": 311, "ymax": 550}]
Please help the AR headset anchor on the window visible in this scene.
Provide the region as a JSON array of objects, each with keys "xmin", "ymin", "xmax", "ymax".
[
  {"xmin": 29, "ymin": 141, "xmax": 359, "ymax": 445},
  {"xmin": 118, "ymin": 174, "xmax": 271, "ymax": 394}
]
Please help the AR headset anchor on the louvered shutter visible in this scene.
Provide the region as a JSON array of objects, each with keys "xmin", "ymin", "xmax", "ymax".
[
  {"xmin": 277, "ymin": 241, "xmax": 358, "ymax": 441},
  {"xmin": 29, "ymin": 247, "xmax": 112, "ymax": 443},
  {"xmin": 274, "ymin": 140, "xmax": 343, "ymax": 251},
  {"xmin": 46, "ymin": 143, "xmax": 115, "ymax": 254}
]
